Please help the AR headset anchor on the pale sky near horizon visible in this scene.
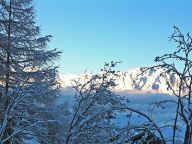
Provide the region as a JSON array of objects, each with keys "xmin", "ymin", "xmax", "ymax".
[{"xmin": 33, "ymin": 0, "xmax": 192, "ymax": 74}]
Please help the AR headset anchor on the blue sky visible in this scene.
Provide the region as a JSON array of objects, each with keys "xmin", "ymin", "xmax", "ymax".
[{"xmin": 33, "ymin": 0, "xmax": 192, "ymax": 74}]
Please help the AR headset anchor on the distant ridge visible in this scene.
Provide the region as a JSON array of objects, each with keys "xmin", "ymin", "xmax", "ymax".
[{"xmin": 58, "ymin": 67, "xmax": 181, "ymax": 95}]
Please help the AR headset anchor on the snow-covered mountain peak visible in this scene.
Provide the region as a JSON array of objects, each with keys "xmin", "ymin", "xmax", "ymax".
[{"xmin": 58, "ymin": 67, "xmax": 180, "ymax": 95}]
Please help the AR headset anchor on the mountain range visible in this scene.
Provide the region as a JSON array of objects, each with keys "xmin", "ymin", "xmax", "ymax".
[{"xmin": 58, "ymin": 67, "xmax": 180, "ymax": 95}]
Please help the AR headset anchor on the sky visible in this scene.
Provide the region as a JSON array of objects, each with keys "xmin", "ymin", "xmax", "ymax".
[{"xmin": 33, "ymin": 0, "xmax": 192, "ymax": 74}]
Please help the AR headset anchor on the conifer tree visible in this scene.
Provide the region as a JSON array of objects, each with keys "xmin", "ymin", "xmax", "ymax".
[{"xmin": 0, "ymin": 0, "xmax": 61, "ymax": 143}]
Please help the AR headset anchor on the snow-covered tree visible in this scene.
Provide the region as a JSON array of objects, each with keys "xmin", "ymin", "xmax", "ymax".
[
  {"xmin": 141, "ymin": 26, "xmax": 192, "ymax": 144},
  {"xmin": 64, "ymin": 62, "xmax": 123, "ymax": 143},
  {"xmin": 0, "ymin": 0, "xmax": 61, "ymax": 143},
  {"xmin": 63, "ymin": 62, "xmax": 165, "ymax": 144}
]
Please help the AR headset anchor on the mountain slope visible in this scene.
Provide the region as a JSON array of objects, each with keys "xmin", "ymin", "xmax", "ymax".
[{"xmin": 59, "ymin": 68, "xmax": 180, "ymax": 95}]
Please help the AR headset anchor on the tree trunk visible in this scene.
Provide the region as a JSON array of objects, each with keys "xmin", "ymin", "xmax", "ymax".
[
  {"xmin": 3, "ymin": 0, "xmax": 12, "ymax": 143},
  {"xmin": 184, "ymin": 124, "xmax": 191, "ymax": 144}
]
